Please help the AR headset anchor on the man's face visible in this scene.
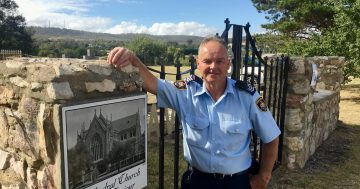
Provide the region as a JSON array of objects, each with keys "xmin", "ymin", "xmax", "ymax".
[{"xmin": 197, "ymin": 41, "xmax": 230, "ymax": 85}]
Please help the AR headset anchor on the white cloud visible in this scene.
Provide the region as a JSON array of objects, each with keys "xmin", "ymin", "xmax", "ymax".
[
  {"xmin": 14, "ymin": 0, "xmax": 216, "ymax": 36},
  {"xmin": 106, "ymin": 21, "xmax": 217, "ymax": 36},
  {"xmin": 14, "ymin": 0, "xmax": 112, "ymax": 31}
]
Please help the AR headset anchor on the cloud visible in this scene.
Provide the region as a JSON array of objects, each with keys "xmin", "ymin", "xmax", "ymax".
[
  {"xmin": 106, "ymin": 21, "xmax": 217, "ymax": 36},
  {"xmin": 14, "ymin": 0, "xmax": 216, "ymax": 36},
  {"xmin": 15, "ymin": 0, "xmax": 112, "ymax": 31}
]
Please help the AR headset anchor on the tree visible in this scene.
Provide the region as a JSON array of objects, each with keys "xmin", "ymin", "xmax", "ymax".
[
  {"xmin": 125, "ymin": 36, "xmax": 167, "ymax": 65},
  {"xmin": 0, "ymin": 0, "xmax": 33, "ymax": 53},
  {"xmin": 252, "ymin": 0, "xmax": 336, "ymax": 38},
  {"xmin": 252, "ymin": 0, "xmax": 360, "ymax": 82}
]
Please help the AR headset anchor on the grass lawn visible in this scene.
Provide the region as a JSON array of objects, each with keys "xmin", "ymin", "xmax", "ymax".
[{"xmin": 145, "ymin": 137, "xmax": 188, "ymax": 189}]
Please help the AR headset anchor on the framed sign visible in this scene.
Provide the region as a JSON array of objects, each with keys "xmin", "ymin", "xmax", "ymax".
[{"xmin": 61, "ymin": 94, "xmax": 147, "ymax": 189}]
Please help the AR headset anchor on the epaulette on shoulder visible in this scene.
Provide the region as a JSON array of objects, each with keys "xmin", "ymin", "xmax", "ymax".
[
  {"xmin": 184, "ymin": 74, "xmax": 203, "ymax": 85},
  {"xmin": 235, "ymin": 80, "xmax": 256, "ymax": 95}
]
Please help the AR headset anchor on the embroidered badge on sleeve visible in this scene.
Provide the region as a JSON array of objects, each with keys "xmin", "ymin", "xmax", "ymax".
[
  {"xmin": 256, "ymin": 96, "xmax": 268, "ymax": 112},
  {"xmin": 174, "ymin": 80, "xmax": 187, "ymax": 90}
]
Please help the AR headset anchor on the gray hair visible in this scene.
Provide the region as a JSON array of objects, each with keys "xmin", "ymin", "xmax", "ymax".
[{"xmin": 198, "ymin": 36, "xmax": 228, "ymax": 55}]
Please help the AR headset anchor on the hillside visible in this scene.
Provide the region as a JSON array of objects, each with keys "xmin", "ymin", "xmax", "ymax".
[{"xmin": 28, "ymin": 26, "xmax": 204, "ymax": 44}]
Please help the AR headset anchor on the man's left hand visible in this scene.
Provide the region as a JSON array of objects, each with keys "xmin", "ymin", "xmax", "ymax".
[{"xmin": 249, "ymin": 173, "xmax": 271, "ymax": 189}]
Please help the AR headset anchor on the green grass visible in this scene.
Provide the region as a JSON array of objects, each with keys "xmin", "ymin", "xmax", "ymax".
[{"xmin": 145, "ymin": 137, "xmax": 188, "ymax": 189}]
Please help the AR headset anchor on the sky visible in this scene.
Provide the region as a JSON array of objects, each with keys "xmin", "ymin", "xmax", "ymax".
[{"xmin": 14, "ymin": 0, "xmax": 270, "ymax": 37}]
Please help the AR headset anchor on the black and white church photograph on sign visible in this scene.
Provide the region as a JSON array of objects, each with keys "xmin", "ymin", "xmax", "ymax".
[{"xmin": 61, "ymin": 94, "xmax": 147, "ymax": 189}]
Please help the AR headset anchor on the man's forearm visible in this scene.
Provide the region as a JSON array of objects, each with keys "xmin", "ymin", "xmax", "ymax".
[
  {"xmin": 259, "ymin": 137, "xmax": 279, "ymax": 181},
  {"xmin": 129, "ymin": 54, "xmax": 158, "ymax": 95}
]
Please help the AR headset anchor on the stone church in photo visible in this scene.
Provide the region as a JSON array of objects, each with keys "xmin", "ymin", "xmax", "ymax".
[{"xmin": 77, "ymin": 109, "xmax": 143, "ymax": 164}]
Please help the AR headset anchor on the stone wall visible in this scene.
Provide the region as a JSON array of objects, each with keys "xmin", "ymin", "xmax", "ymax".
[
  {"xmin": 0, "ymin": 58, "xmax": 141, "ymax": 188},
  {"xmin": 284, "ymin": 56, "xmax": 345, "ymax": 169}
]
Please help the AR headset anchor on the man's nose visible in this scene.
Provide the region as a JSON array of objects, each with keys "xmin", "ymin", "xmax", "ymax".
[{"xmin": 209, "ymin": 62, "xmax": 216, "ymax": 69}]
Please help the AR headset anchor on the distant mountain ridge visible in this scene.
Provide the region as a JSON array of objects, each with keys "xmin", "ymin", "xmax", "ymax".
[{"xmin": 28, "ymin": 26, "xmax": 204, "ymax": 44}]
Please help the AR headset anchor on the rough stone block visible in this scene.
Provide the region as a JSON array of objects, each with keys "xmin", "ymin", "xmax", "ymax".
[
  {"xmin": 9, "ymin": 77, "xmax": 29, "ymax": 88},
  {"xmin": 286, "ymin": 137, "xmax": 304, "ymax": 152},
  {"xmin": 0, "ymin": 86, "xmax": 15, "ymax": 105},
  {"xmin": 19, "ymin": 96, "xmax": 38, "ymax": 119},
  {"xmin": 120, "ymin": 64, "xmax": 139, "ymax": 73},
  {"xmin": 31, "ymin": 82, "xmax": 43, "ymax": 91},
  {"xmin": 26, "ymin": 64, "xmax": 56, "ymax": 82},
  {"xmin": 5, "ymin": 61, "xmax": 25, "ymax": 70},
  {"xmin": 86, "ymin": 64, "xmax": 113, "ymax": 76},
  {"xmin": 288, "ymin": 59, "xmax": 305, "ymax": 75},
  {"xmin": 37, "ymin": 103, "xmax": 57, "ymax": 164},
  {"xmin": 46, "ymin": 82, "xmax": 74, "ymax": 100},
  {"xmin": 37, "ymin": 165, "xmax": 56, "ymax": 189},
  {"xmin": 85, "ymin": 79, "xmax": 116, "ymax": 92},
  {"xmin": 53, "ymin": 62, "xmax": 86, "ymax": 77},
  {"xmin": 287, "ymin": 153, "xmax": 296, "ymax": 170},
  {"xmin": 0, "ymin": 150, "xmax": 11, "ymax": 170},
  {"xmin": 286, "ymin": 94, "xmax": 305, "ymax": 108},
  {"xmin": 0, "ymin": 108, "xmax": 9, "ymax": 148},
  {"xmin": 9, "ymin": 157, "xmax": 26, "ymax": 180},
  {"xmin": 8, "ymin": 123, "xmax": 35, "ymax": 159},
  {"xmin": 285, "ymin": 108, "xmax": 303, "ymax": 132}
]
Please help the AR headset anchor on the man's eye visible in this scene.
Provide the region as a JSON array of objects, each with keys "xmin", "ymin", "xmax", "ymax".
[{"xmin": 203, "ymin": 60, "xmax": 211, "ymax": 64}]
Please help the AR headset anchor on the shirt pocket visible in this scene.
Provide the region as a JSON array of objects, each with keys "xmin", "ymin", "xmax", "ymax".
[
  {"xmin": 222, "ymin": 120, "xmax": 251, "ymax": 151},
  {"xmin": 184, "ymin": 116, "xmax": 210, "ymax": 148}
]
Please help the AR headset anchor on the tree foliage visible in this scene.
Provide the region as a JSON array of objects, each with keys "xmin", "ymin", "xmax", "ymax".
[
  {"xmin": 124, "ymin": 36, "xmax": 192, "ymax": 66},
  {"xmin": 253, "ymin": 0, "xmax": 360, "ymax": 82},
  {"xmin": 0, "ymin": 0, "xmax": 33, "ymax": 53}
]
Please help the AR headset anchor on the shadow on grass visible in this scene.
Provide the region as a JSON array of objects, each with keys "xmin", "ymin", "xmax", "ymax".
[{"xmin": 269, "ymin": 121, "xmax": 360, "ymax": 189}]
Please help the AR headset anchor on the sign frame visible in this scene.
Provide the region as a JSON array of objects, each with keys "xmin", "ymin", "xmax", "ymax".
[{"xmin": 61, "ymin": 94, "xmax": 147, "ymax": 189}]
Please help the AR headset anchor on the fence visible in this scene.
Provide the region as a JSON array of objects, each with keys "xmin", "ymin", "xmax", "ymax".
[
  {"xmin": 220, "ymin": 18, "xmax": 289, "ymax": 168},
  {"xmin": 147, "ymin": 18, "xmax": 290, "ymax": 189},
  {"xmin": 0, "ymin": 49, "xmax": 22, "ymax": 60}
]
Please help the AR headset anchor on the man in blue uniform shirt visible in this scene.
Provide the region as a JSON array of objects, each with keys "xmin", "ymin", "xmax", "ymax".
[{"xmin": 108, "ymin": 36, "xmax": 280, "ymax": 189}]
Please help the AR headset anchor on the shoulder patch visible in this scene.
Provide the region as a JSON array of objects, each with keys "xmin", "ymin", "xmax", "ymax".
[
  {"xmin": 235, "ymin": 80, "xmax": 256, "ymax": 95},
  {"xmin": 174, "ymin": 80, "xmax": 187, "ymax": 90},
  {"xmin": 184, "ymin": 74, "xmax": 203, "ymax": 85},
  {"xmin": 256, "ymin": 96, "xmax": 268, "ymax": 112}
]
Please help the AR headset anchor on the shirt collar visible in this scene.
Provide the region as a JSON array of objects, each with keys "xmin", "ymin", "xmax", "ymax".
[{"xmin": 194, "ymin": 77, "xmax": 235, "ymax": 97}]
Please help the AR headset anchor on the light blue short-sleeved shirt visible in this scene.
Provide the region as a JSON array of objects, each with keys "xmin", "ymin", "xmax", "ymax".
[{"xmin": 157, "ymin": 76, "xmax": 280, "ymax": 174}]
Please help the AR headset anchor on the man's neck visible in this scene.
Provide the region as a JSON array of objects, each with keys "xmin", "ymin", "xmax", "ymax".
[{"xmin": 205, "ymin": 79, "xmax": 227, "ymax": 102}]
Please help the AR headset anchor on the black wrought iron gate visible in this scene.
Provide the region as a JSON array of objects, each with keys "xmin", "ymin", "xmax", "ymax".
[
  {"xmin": 219, "ymin": 18, "xmax": 289, "ymax": 169},
  {"xmin": 148, "ymin": 18, "xmax": 289, "ymax": 189}
]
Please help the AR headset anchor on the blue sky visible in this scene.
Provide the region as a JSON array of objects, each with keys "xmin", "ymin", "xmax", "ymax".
[{"xmin": 15, "ymin": 0, "xmax": 270, "ymax": 36}]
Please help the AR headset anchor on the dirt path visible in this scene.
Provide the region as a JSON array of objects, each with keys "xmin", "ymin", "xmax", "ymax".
[{"xmin": 269, "ymin": 79, "xmax": 360, "ymax": 189}]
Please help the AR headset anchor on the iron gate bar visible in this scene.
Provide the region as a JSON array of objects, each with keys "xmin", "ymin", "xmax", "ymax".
[
  {"xmin": 272, "ymin": 58, "xmax": 279, "ymax": 118},
  {"xmin": 278, "ymin": 56, "xmax": 289, "ymax": 164},
  {"xmin": 268, "ymin": 60, "xmax": 274, "ymax": 109},
  {"xmin": 256, "ymin": 50, "xmax": 262, "ymax": 92},
  {"xmin": 277, "ymin": 57, "xmax": 285, "ymax": 126},
  {"xmin": 244, "ymin": 24, "xmax": 250, "ymax": 81},
  {"xmin": 173, "ymin": 58, "xmax": 182, "ymax": 189},
  {"xmin": 230, "ymin": 25, "xmax": 243, "ymax": 80},
  {"xmin": 159, "ymin": 64, "xmax": 166, "ymax": 189},
  {"xmin": 251, "ymin": 48, "xmax": 256, "ymax": 85},
  {"xmin": 263, "ymin": 57, "xmax": 268, "ymax": 100}
]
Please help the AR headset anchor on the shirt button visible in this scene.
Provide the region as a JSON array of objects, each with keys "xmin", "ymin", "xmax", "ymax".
[
  {"xmin": 235, "ymin": 128, "xmax": 240, "ymax": 132},
  {"xmin": 216, "ymin": 150, "xmax": 221, "ymax": 154}
]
